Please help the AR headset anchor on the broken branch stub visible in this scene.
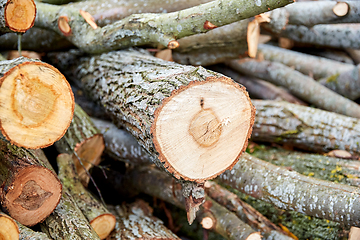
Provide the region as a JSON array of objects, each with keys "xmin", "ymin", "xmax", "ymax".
[
  {"xmin": 66, "ymin": 49, "xmax": 255, "ymax": 181},
  {"xmin": 0, "ymin": 58, "xmax": 74, "ymax": 149}
]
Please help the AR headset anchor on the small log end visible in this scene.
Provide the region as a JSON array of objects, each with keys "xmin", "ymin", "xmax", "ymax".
[
  {"xmin": 90, "ymin": 213, "xmax": 116, "ymax": 239},
  {"xmin": 4, "ymin": 0, "xmax": 36, "ymax": 33}
]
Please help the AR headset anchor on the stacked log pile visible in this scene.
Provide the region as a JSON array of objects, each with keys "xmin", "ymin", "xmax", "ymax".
[{"xmin": 2, "ymin": 0, "xmax": 360, "ymax": 239}]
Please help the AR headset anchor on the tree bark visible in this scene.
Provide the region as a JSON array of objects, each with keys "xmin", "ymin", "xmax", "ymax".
[
  {"xmin": 91, "ymin": 118, "xmax": 152, "ymax": 166},
  {"xmin": 107, "ymin": 200, "xmax": 180, "ymax": 240},
  {"xmin": 16, "ymin": 219, "xmax": 50, "ymax": 240},
  {"xmin": 34, "ymin": 0, "xmax": 294, "ymax": 53},
  {"xmin": 40, "ymin": 189, "xmax": 100, "ymax": 240},
  {"xmin": 0, "ymin": 211, "xmax": 19, "ymax": 240},
  {"xmin": 117, "ymin": 165, "xmax": 261, "ymax": 240},
  {"xmin": 204, "ymin": 181, "xmax": 293, "ymax": 240},
  {"xmin": 251, "ymin": 147, "xmax": 360, "ymax": 187},
  {"xmin": 251, "ymin": 100, "xmax": 360, "ymax": 155},
  {"xmin": 55, "ymin": 103, "xmax": 105, "ymax": 186},
  {"xmin": 218, "ymin": 152, "xmax": 360, "ymax": 227},
  {"xmin": 0, "ymin": 137, "xmax": 62, "ymax": 226},
  {"xmin": 0, "ymin": 0, "xmax": 36, "ymax": 34},
  {"xmin": 55, "ymin": 49, "xmax": 255, "ymax": 182},
  {"xmin": 227, "ymin": 59, "xmax": 360, "ymax": 118},
  {"xmin": 57, "ymin": 153, "xmax": 116, "ymax": 239},
  {"xmin": 257, "ymin": 44, "xmax": 353, "ymax": 80},
  {"xmin": 0, "ymin": 57, "xmax": 74, "ymax": 149}
]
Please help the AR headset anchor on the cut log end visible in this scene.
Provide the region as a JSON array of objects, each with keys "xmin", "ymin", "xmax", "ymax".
[
  {"xmin": 247, "ymin": 232, "xmax": 262, "ymax": 240},
  {"xmin": 0, "ymin": 62, "xmax": 74, "ymax": 149},
  {"xmin": 0, "ymin": 213, "xmax": 19, "ymax": 240},
  {"xmin": 4, "ymin": 0, "xmax": 36, "ymax": 33},
  {"xmin": 201, "ymin": 216, "xmax": 214, "ymax": 229},
  {"xmin": 2, "ymin": 167, "xmax": 62, "ymax": 226},
  {"xmin": 151, "ymin": 76, "xmax": 255, "ymax": 181},
  {"xmin": 58, "ymin": 16, "xmax": 71, "ymax": 36},
  {"xmin": 73, "ymin": 134, "xmax": 105, "ymax": 185},
  {"xmin": 90, "ymin": 213, "xmax": 116, "ymax": 239},
  {"xmin": 333, "ymin": 2, "xmax": 349, "ymax": 17}
]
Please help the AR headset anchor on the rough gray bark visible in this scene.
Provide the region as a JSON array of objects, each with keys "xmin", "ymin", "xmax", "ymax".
[
  {"xmin": 173, "ymin": 20, "xmax": 249, "ymax": 66},
  {"xmin": 40, "ymin": 189, "xmax": 100, "ymax": 240},
  {"xmin": 91, "ymin": 118, "xmax": 152, "ymax": 166},
  {"xmin": 257, "ymin": 44, "xmax": 354, "ymax": 80},
  {"xmin": 218, "ymin": 152, "xmax": 360, "ymax": 227},
  {"xmin": 0, "ymin": 136, "xmax": 62, "ymax": 226},
  {"xmin": 251, "ymin": 148, "xmax": 360, "ymax": 187},
  {"xmin": 251, "ymin": 100, "xmax": 360, "ymax": 154},
  {"xmin": 227, "ymin": 59, "xmax": 360, "ymax": 118},
  {"xmin": 51, "ymin": 48, "xmax": 255, "ymax": 182},
  {"xmin": 210, "ymin": 65, "xmax": 306, "ymax": 105},
  {"xmin": 205, "ymin": 181, "xmax": 293, "ymax": 240},
  {"xmin": 279, "ymin": 24, "xmax": 360, "ymax": 49},
  {"xmin": 107, "ymin": 200, "xmax": 180, "ymax": 240},
  {"xmin": 16, "ymin": 220, "xmax": 50, "ymax": 240},
  {"xmin": 34, "ymin": 0, "xmax": 294, "ymax": 53},
  {"xmin": 57, "ymin": 153, "xmax": 115, "ymax": 239},
  {"xmin": 265, "ymin": 1, "xmax": 360, "ymax": 32},
  {"xmin": 117, "ymin": 165, "xmax": 260, "ymax": 240}
]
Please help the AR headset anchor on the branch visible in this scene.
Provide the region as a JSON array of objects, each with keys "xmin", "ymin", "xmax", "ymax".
[
  {"xmin": 34, "ymin": 0, "xmax": 294, "ymax": 53},
  {"xmin": 218, "ymin": 152, "xmax": 360, "ymax": 228},
  {"xmin": 227, "ymin": 58, "xmax": 360, "ymax": 118},
  {"xmin": 251, "ymin": 100, "xmax": 360, "ymax": 154}
]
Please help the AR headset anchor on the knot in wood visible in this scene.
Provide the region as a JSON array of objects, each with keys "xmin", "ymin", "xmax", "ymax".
[{"xmin": 189, "ymin": 109, "xmax": 221, "ymax": 147}]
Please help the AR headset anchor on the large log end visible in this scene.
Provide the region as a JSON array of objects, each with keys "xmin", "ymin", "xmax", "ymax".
[
  {"xmin": 1, "ymin": 166, "xmax": 62, "ymax": 226},
  {"xmin": 151, "ymin": 76, "xmax": 255, "ymax": 181},
  {"xmin": 5, "ymin": 0, "xmax": 36, "ymax": 33},
  {"xmin": 0, "ymin": 61, "xmax": 74, "ymax": 149}
]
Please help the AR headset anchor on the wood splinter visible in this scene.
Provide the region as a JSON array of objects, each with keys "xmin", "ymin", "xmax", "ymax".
[
  {"xmin": 1, "ymin": 0, "xmax": 36, "ymax": 34},
  {"xmin": 0, "ymin": 58, "xmax": 74, "ymax": 149}
]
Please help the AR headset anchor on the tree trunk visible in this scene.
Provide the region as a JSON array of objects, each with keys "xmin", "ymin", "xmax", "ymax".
[
  {"xmin": 55, "ymin": 104, "xmax": 105, "ymax": 186},
  {"xmin": 0, "ymin": 0, "xmax": 36, "ymax": 34},
  {"xmin": 59, "ymin": 49, "xmax": 255, "ymax": 182},
  {"xmin": 107, "ymin": 200, "xmax": 180, "ymax": 240},
  {"xmin": 0, "ymin": 57, "xmax": 74, "ymax": 149},
  {"xmin": 57, "ymin": 153, "xmax": 115, "ymax": 239},
  {"xmin": 0, "ymin": 137, "xmax": 62, "ymax": 226}
]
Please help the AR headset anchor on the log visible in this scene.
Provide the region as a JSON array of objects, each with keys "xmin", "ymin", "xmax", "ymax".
[
  {"xmin": 209, "ymin": 65, "xmax": 306, "ymax": 105},
  {"xmin": 34, "ymin": 0, "xmax": 294, "ymax": 53},
  {"xmin": 251, "ymin": 147, "xmax": 360, "ymax": 187},
  {"xmin": 107, "ymin": 200, "xmax": 180, "ymax": 240},
  {"xmin": 91, "ymin": 118, "xmax": 152, "ymax": 166},
  {"xmin": 115, "ymin": 165, "xmax": 261, "ymax": 240},
  {"xmin": 17, "ymin": 220, "xmax": 50, "ymax": 240},
  {"xmin": 57, "ymin": 153, "xmax": 115, "ymax": 239},
  {"xmin": 227, "ymin": 58, "xmax": 360, "ymax": 118},
  {"xmin": 40, "ymin": 189, "xmax": 100, "ymax": 240},
  {"xmin": 218, "ymin": 152, "xmax": 360, "ymax": 227},
  {"xmin": 55, "ymin": 104, "xmax": 105, "ymax": 185},
  {"xmin": 204, "ymin": 181, "xmax": 293, "ymax": 240},
  {"xmin": 0, "ymin": 211, "xmax": 19, "ymax": 240},
  {"xmin": 0, "ymin": 57, "xmax": 74, "ymax": 149},
  {"xmin": 0, "ymin": 137, "xmax": 62, "ymax": 226},
  {"xmin": 0, "ymin": 0, "xmax": 36, "ymax": 34},
  {"xmin": 251, "ymin": 100, "xmax": 360, "ymax": 155},
  {"xmin": 55, "ymin": 49, "xmax": 255, "ymax": 182}
]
